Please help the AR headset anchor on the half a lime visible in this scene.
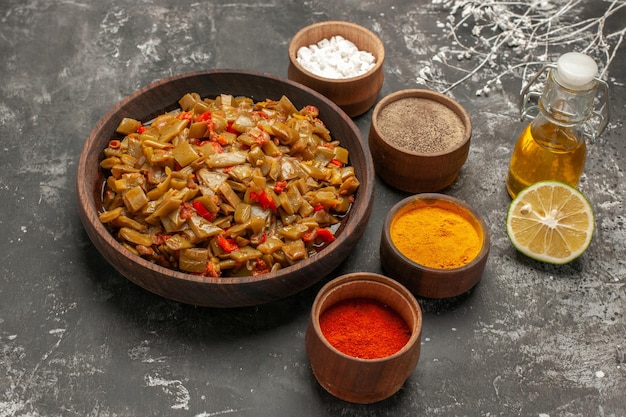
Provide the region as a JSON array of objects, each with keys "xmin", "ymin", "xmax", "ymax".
[{"xmin": 506, "ymin": 181, "xmax": 594, "ymax": 264}]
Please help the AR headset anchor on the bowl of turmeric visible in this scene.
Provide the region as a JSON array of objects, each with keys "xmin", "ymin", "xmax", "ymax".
[
  {"xmin": 305, "ymin": 272, "xmax": 422, "ymax": 404},
  {"xmin": 380, "ymin": 194, "xmax": 490, "ymax": 299}
]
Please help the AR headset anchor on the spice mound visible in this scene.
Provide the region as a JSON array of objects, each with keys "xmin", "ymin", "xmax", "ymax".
[
  {"xmin": 377, "ymin": 97, "xmax": 466, "ymax": 154},
  {"xmin": 320, "ymin": 298, "xmax": 411, "ymax": 359},
  {"xmin": 390, "ymin": 204, "xmax": 481, "ymax": 269},
  {"xmin": 98, "ymin": 93, "xmax": 360, "ymax": 278}
]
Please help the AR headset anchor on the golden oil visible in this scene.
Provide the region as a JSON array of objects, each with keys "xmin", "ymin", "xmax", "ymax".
[{"xmin": 506, "ymin": 120, "xmax": 586, "ymax": 198}]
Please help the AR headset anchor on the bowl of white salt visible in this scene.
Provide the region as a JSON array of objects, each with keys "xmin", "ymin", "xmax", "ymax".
[
  {"xmin": 368, "ymin": 89, "xmax": 472, "ymax": 193},
  {"xmin": 288, "ymin": 20, "xmax": 385, "ymax": 117}
]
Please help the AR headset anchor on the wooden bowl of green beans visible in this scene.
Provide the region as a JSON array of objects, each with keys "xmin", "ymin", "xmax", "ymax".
[{"xmin": 76, "ymin": 69, "xmax": 375, "ymax": 307}]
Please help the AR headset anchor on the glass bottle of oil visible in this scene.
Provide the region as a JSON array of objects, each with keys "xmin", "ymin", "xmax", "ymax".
[{"xmin": 506, "ymin": 52, "xmax": 610, "ymax": 198}]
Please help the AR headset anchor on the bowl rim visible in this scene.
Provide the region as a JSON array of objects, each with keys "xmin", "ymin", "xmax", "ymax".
[
  {"xmin": 288, "ymin": 20, "xmax": 385, "ymax": 84},
  {"xmin": 383, "ymin": 193, "xmax": 491, "ymax": 274},
  {"xmin": 370, "ymin": 88, "xmax": 472, "ymax": 157},
  {"xmin": 309, "ymin": 272, "xmax": 422, "ymax": 362},
  {"xmin": 76, "ymin": 68, "xmax": 375, "ymax": 291}
]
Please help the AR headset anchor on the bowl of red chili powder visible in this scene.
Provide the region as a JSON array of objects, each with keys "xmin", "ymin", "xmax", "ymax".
[
  {"xmin": 305, "ymin": 272, "xmax": 422, "ymax": 404},
  {"xmin": 380, "ymin": 193, "xmax": 490, "ymax": 299}
]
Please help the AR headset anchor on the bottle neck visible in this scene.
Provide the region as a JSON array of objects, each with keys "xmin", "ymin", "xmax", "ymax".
[
  {"xmin": 538, "ymin": 70, "xmax": 598, "ymax": 126},
  {"xmin": 530, "ymin": 113, "xmax": 585, "ymax": 151}
]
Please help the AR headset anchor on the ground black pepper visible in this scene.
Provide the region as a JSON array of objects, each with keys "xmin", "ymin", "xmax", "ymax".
[{"xmin": 377, "ymin": 97, "xmax": 465, "ymax": 154}]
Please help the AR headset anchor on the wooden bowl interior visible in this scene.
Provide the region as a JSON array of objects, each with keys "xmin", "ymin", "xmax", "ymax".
[
  {"xmin": 380, "ymin": 194, "xmax": 490, "ymax": 299},
  {"xmin": 76, "ymin": 70, "xmax": 375, "ymax": 307},
  {"xmin": 369, "ymin": 89, "xmax": 472, "ymax": 193},
  {"xmin": 305, "ymin": 273, "xmax": 422, "ymax": 403},
  {"xmin": 288, "ymin": 21, "xmax": 385, "ymax": 117}
]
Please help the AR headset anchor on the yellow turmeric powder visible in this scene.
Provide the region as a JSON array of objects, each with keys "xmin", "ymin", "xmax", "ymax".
[{"xmin": 390, "ymin": 204, "xmax": 481, "ymax": 269}]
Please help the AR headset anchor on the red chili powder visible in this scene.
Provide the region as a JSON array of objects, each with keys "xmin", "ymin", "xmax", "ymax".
[{"xmin": 319, "ymin": 298, "xmax": 412, "ymax": 359}]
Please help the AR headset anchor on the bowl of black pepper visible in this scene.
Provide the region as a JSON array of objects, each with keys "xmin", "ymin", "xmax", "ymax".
[{"xmin": 368, "ymin": 89, "xmax": 472, "ymax": 193}]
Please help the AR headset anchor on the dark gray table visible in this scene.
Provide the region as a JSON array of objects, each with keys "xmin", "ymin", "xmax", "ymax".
[{"xmin": 1, "ymin": 1, "xmax": 625, "ymax": 416}]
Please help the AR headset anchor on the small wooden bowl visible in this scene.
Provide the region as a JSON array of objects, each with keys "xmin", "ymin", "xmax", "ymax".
[
  {"xmin": 76, "ymin": 69, "xmax": 375, "ymax": 308},
  {"xmin": 288, "ymin": 21, "xmax": 385, "ymax": 117},
  {"xmin": 305, "ymin": 272, "xmax": 422, "ymax": 404},
  {"xmin": 380, "ymin": 194, "xmax": 490, "ymax": 299},
  {"xmin": 368, "ymin": 89, "xmax": 471, "ymax": 193}
]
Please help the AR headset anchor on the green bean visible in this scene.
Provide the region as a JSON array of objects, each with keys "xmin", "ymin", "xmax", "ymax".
[{"xmin": 99, "ymin": 93, "xmax": 361, "ymax": 277}]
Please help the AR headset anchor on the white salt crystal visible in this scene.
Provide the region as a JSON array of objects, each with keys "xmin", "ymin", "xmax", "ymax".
[{"xmin": 297, "ymin": 46, "xmax": 312, "ymax": 61}]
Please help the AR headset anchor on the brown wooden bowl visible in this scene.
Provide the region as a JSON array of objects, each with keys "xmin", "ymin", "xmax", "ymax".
[
  {"xmin": 305, "ymin": 272, "xmax": 422, "ymax": 403},
  {"xmin": 288, "ymin": 21, "xmax": 385, "ymax": 117},
  {"xmin": 76, "ymin": 69, "xmax": 375, "ymax": 308},
  {"xmin": 380, "ymin": 194, "xmax": 490, "ymax": 299},
  {"xmin": 369, "ymin": 89, "xmax": 471, "ymax": 193}
]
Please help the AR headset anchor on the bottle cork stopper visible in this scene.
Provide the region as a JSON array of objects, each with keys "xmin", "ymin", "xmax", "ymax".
[{"xmin": 555, "ymin": 52, "xmax": 598, "ymax": 90}]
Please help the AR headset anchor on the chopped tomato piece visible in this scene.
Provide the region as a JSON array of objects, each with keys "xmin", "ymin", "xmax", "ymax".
[
  {"xmin": 192, "ymin": 200, "xmax": 215, "ymax": 221},
  {"xmin": 217, "ymin": 235, "xmax": 239, "ymax": 253},
  {"xmin": 303, "ymin": 105, "xmax": 319, "ymax": 117},
  {"xmin": 153, "ymin": 233, "xmax": 171, "ymax": 245},
  {"xmin": 316, "ymin": 228, "xmax": 336, "ymax": 243},
  {"xmin": 226, "ymin": 122, "xmax": 237, "ymax": 134},
  {"xmin": 302, "ymin": 229, "xmax": 317, "ymax": 243},
  {"xmin": 274, "ymin": 181, "xmax": 287, "ymax": 194},
  {"xmin": 329, "ymin": 159, "xmax": 343, "ymax": 167},
  {"xmin": 205, "ymin": 261, "xmax": 219, "ymax": 278},
  {"xmin": 253, "ymin": 258, "xmax": 270, "ymax": 275},
  {"xmin": 209, "ymin": 130, "xmax": 227, "ymax": 145},
  {"xmin": 180, "ymin": 202, "xmax": 195, "ymax": 219},
  {"xmin": 249, "ymin": 190, "xmax": 277, "ymax": 211},
  {"xmin": 196, "ymin": 111, "xmax": 212, "ymax": 122},
  {"xmin": 176, "ymin": 111, "xmax": 193, "ymax": 121}
]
